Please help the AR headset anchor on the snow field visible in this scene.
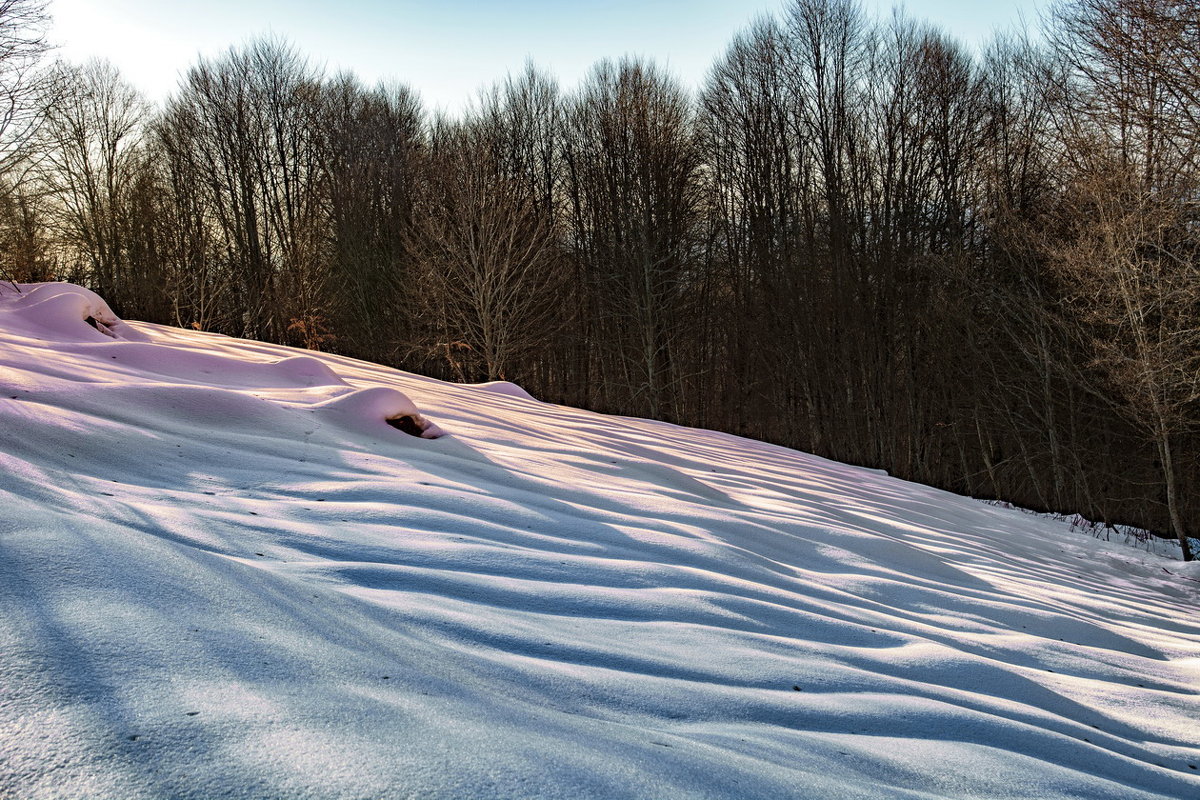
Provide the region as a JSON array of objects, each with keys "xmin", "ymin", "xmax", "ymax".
[{"xmin": 1, "ymin": 282, "xmax": 1198, "ymax": 799}]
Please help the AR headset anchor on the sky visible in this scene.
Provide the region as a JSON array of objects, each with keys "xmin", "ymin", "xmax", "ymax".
[{"xmin": 48, "ymin": 0, "xmax": 1045, "ymax": 112}]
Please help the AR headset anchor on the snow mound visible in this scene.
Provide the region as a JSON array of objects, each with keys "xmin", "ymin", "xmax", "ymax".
[
  {"xmin": 472, "ymin": 380, "xmax": 536, "ymax": 401},
  {"xmin": 314, "ymin": 386, "xmax": 444, "ymax": 438},
  {"xmin": 1, "ymin": 283, "xmax": 1198, "ymax": 800},
  {"xmin": 272, "ymin": 355, "xmax": 346, "ymax": 387},
  {"xmin": 1, "ymin": 281, "xmax": 151, "ymax": 342}
]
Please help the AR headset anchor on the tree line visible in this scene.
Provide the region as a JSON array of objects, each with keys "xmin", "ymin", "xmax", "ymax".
[{"xmin": 1, "ymin": 0, "xmax": 1196, "ymax": 559}]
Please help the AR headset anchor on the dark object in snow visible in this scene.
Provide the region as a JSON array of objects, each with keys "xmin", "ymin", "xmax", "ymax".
[
  {"xmin": 386, "ymin": 415, "xmax": 424, "ymax": 437},
  {"xmin": 83, "ymin": 315, "xmax": 117, "ymax": 338}
]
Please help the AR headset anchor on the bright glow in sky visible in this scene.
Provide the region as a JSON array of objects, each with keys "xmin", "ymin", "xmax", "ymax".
[{"xmin": 49, "ymin": 0, "xmax": 1044, "ymax": 111}]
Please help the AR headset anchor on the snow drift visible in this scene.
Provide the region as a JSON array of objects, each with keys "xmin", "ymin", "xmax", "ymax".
[{"xmin": 1, "ymin": 282, "xmax": 1197, "ymax": 800}]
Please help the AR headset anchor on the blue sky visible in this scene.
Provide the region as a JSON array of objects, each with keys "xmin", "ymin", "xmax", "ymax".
[{"xmin": 49, "ymin": 0, "xmax": 1045, "ymax": 111}]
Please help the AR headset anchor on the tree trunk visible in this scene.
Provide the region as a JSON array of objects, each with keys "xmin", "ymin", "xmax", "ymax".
[{"xmin": 1159, "ymin": 427, "xmax": 1193, "ymax": 562}]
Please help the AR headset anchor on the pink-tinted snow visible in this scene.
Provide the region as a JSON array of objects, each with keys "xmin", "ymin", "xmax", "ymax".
[{"xmin": 1, "ymin": 282, "xmax": 1197, "ymax": 799}]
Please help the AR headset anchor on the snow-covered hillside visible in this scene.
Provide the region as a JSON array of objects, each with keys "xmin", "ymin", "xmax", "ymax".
[{"xmin": 2, "ymin": 282, "xmax": 1198, "ymax": 800}]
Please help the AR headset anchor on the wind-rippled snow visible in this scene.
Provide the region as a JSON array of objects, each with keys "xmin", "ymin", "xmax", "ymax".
[{"xmin": 1, "ymin": 282, "xmax": 1198, "ymax": 799}]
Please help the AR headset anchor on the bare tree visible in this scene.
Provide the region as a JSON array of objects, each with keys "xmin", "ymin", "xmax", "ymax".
[
  {"xmin": 564, "ymin": 57, "xmax": 702, "ymax": 419},
  {"xmin": 0, "ymin": 0, "xmax": 49, "ymax": 285},
  {"xmin": 700, "ymin": 16, "xmax": 804, "ymax": 436},
  {"xmin": 1047, "ymin": 166, "xmax": 1199, "ymax": 560},
  {"xmin": 410, "ymin": 120, "xmax": 565, "ymax": 382},
  {"xmin": 319, "ymin": 74, "xmax": 424, "ymax": 362},
  {"xmin": 158, "ymin": 37, "xmax": 326, "ymax": 343},
  {"xmin": 39, "ymin": 59, "xmax": 148, "ymax": 306},
  {"xmin": 0, "ymin": 180, "xmax": 51, "ymax": 280},
  {"xmin": 0, "ymin": 0, "xmax": 49, "ymax": 179}
]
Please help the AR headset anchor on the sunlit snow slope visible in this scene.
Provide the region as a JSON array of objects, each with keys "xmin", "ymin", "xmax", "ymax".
[{"xmin": 2, "ymin": 282, "xmax": 1199, "ymax": 800}]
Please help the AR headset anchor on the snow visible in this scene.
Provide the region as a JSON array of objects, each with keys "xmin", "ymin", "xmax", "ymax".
[
  {"xmin": 1, "ymin": 281, "xmax": 1198, "ymax": 800},
  {"xmin": 471, "ymin": 380, "xmax": 538, "ymax": 401}
]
